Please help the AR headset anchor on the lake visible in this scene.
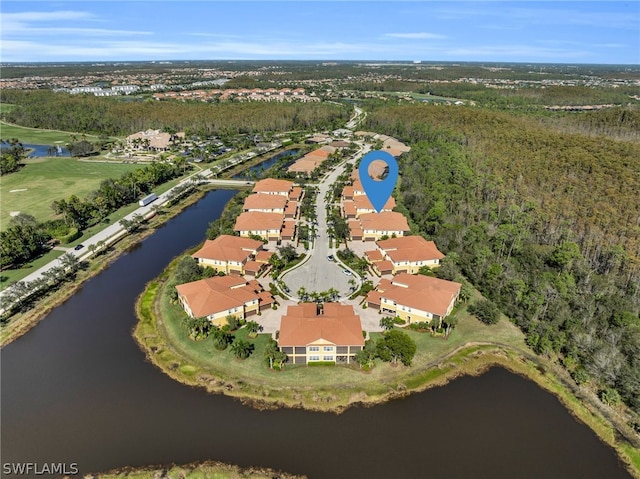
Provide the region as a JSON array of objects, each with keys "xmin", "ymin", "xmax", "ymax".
[{"xmin": 0, "ymin": 189, "xmax": 631, "ymax": 479}]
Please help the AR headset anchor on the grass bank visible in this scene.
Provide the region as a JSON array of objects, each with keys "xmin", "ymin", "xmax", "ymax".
[
  {"xmin": 0, "ymin": 185, "xmax": 224, "ymax": 347},
  {"xmin": 82, "ymin": 460, "xmax": 305, "ymax": 479},
  {"xmin": 135, "ymin": 259, "xmax": 640, "ymax": 478}
]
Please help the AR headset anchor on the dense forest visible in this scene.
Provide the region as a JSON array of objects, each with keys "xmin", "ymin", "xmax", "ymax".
[
  {"xmin": 365, "ymin": 105, "xmax": 640, "ymax": 415},
  {"xmin": 1, "ymin": 90, "xmax": 349, "ymax": 137}
]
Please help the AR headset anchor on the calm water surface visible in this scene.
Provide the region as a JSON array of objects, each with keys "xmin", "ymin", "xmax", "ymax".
[
  {"xmin": 0, "ymin": 189, "xmax": 632, "ymax": 479},
  {"xmin": 232, "ymin": 149, "xmax": 298, "ymax": 179}
]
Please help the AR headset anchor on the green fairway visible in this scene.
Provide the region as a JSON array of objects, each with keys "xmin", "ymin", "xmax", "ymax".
[
  {"xmin": 0, "ymin": 120, "xmax": 107, "ymax": 144},
  {"xmin": 1, "ymin": 157, "xmax": 141, "ymax": 230}
]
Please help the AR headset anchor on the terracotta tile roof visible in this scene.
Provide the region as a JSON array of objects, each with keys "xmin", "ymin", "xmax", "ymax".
[
  {"xmin": 234, "ymin": 212, "xmax": 284, "ymax": 232},
  {"xmin": 255, "ymin": 250, "xmax": 274, "ymax": 263},
  {"xmin": 278, "ymin": 303, "xmax": 364, "ymax": 347},
  {"xmin": 368, "ymin": 273, "xmax": 461, "ymax": 317},
  {"xmin": 377, "ymin": 236, "xmax": 445, "ymax": 262},
  {"xmin": 365, "ymin": 250, "xmax": 384, "ymax": 262},
  {"xmin": 192, "ymin": 235, "xmax": 262, "ymax": 263},
  {"xmin": 359, "ymin": 212, "xmax": 410, "ymax": 232},
  {"xmin": 258, "ymin": 291, "xmax": 275, "ymax": 305},
  {"xmin": 289, "ymin": 187, "xmax": 303, "ymax": 201},
  {"xmin": 284, "ymin": 201, "xmax": 298, "ymax": 215},
  {"xmin": 353, "ymin": 195, "xmax": 396, "ymax": 211},
  {"xmin": 348, "ymin": 219, "xmax": 363, "ymax": 237},
  {"xmin": 243, "ymin": 193, "xmax": 288, "ymax": 211},
  {"xmin": 383, "ymin": 147, "xmax": 404, "ymax": 158},
  {"xmin": 306, "ymin": 149, "xmax": 330, "ymax": 159},
  {"xmin": 282, "ymin": 220, "xmax": 296, "ymax": 235},
  {"xmin": 252, "ymin": 178, "xmax": 293, "ymax": 194},
  {"xmin": 383, "ymin": 138, "xmax": 411, "ymax": 152},
  {"xmin": 350, "ymin": 169, "xmax": 359, "ymax": 180},
  {"xmin": 342, "ymin": 186, "xmax": 354, "ymax": 199},
  {"xmin": 244, "ymin": 260, "xmax": 263, "ymax": 274},
  {"xmin": 288, "ymin": 158, "xmax": 322, "ymax": 173},
  {"xmin": 342, "ymin": 200, "xmax": 356, "ymax": 216},
  {"xmin": 352, "ymin": 179, "xmax": 365, "ymax": 195},
  {"xmin": 375, "ymin": 260, "xmax": 394, "ymax": 274},
  {"xmin": 176, "ymin": 276, "xmax": 264, "ymax": 318},
  {"xmin": 330, "ymin": 140, "xmax": 350, "ymax": 148}
]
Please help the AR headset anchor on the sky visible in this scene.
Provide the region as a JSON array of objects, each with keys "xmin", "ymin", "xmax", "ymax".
[{"xmin": 1, "ymin": 1, "xmax": 638, "ymax": 64}]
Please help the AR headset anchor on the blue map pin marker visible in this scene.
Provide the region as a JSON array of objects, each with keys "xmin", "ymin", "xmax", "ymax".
[{"xmin": 358, "ymin": 150, "xmax": 399, "ymax": 213}]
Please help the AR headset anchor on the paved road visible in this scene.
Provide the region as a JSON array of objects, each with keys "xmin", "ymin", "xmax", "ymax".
[
  {"xmin": 0, "ymin": 168, "xmax": 212, "ymax": 309},
  {"xmin": 281, "ymin": 143, "xmax": 370, "ymax": 299}
]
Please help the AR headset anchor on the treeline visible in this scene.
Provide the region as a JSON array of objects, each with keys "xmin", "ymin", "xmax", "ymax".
[
  {"xmin": 365, "ymin": 105, "xmax": 640, "ymax": 414},
  {"xmin": 0, "ymin": 139, "xmax": 26, "ymax": 175},
  {"xmin": 419, "ymin": 83, "xmax": 638, "ymax": 107},
  {"xmin": 1, "ymin": 161, "xmax": 183, "ymax": 269},
  {"xmin": 1, "ymin": 90, "xmax": 349, "ymax": 137}
]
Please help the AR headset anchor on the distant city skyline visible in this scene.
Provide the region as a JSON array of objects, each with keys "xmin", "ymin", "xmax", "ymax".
[{"xmin": 1, "ymin": 1, "xmax": 638, "ymax": 64}]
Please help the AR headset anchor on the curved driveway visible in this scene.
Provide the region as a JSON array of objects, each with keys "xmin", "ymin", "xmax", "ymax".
[{"xmin": 281, "ymin": 144, "xmax": 370, "ymax": 299}]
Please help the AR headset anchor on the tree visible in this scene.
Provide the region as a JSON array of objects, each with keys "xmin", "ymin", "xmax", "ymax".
[
  {"xmin": 376, "ymin": 330, "xmax": 417, "ymax": 366},
  {"xmin": 173, "ymin": 256, "xmax": 204, "ymax": 284},
  {"xmin": 231, "ymin": 339, "xmax": 254, "ymax": 359},
  {"xmin": 212, "ymin": 328, "xmax": 233, "ymax": 350},
  {"xmin": 245, "ymin": 320, "xmax": 261, "ymax": 338},
  {"xmin": 264, "ymin": 339, "xmax": 287, "ymax": 370},
  {"xmin": 277, "ymin": 244, "xmax": 298, "ymax": 265},
  {"xmin": 224, "ymin": 314, "xmax": 241, "ymax": 331},
  {"xmin": 355, "ymin": 339, "xmax": 377, "ymax": 369},
  {"xmin": 468, "ymin": 299, "xmax": 500, "ymax": 325},
  {"xmin": 379, "ymin": 316, "xmax": 395, "ymax": 331}
]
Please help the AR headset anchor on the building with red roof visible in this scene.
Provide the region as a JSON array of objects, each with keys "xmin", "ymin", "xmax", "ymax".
[
  {"xmin": 366, "ymin": 273, "xmax": 461, "ymax": 324},
  {"xmin": 191, "ymin": 235, "xmax": 265, "ymax": 275},
  {"xmin": 368, "ymin": 236, "xmax": 445, "ymax": 275},
  {"xmin": 176, "ymin": 276, "xmax": 274, "ymax": 326},
  {"xmin": 278, "ymin": 303, "xmax": 364, "ymax": 364}
]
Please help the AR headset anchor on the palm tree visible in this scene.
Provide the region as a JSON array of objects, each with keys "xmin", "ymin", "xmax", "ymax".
[
  {"xmin": 231, "ymin": 339, "xmax": 254, "ymax": 359},
  {"xmin": 297, "ymin": 286, "xmax": 308, "ymax": 302},
  {"xmin": 245, "ymin": 320, "xmax": 261, "ymax": 338},
  {"xmin": 327, "ymin": 287, "xmax": 339, "ymax": 302}
]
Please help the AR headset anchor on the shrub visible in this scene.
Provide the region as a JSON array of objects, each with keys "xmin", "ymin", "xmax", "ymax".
[{"xmin": 468, "ymin": 299, "xmax": 500, "ymax": 325}]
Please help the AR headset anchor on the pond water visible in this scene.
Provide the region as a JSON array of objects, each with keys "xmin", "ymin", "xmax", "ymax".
[
  {"xmin": 22, "ymin": 143, "xmax": 71, "ymax": 158},
  {"xmin": 232, "ymin": 149, "xmax": 299, "ymax": 179},
  {"xmin": 0, "ymin": 189, "xmax": 632, "ymax": 479}
]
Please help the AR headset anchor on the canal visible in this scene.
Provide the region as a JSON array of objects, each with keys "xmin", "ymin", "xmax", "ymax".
[{"xmin": 0, "ymin": 189, "xmax": 632, "ymax": 479}]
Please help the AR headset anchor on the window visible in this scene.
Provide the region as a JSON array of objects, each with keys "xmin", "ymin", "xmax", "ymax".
[
  {"xmin": 309, "ymin": 356, "xmax": 320, "ymax": 361},
  {"xmin": 323, "ymin": 346, "xmax": 333, "ymax": 352},
  {"xmin": 309, "ymin": 346, "xmax": 319, "ymax": 352},
  {"xmin": 323, "ymin": 356, "xmax": 333, "ymax": 361}
]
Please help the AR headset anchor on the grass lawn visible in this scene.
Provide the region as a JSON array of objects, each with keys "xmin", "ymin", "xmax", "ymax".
[
  {"xmin": 137, "ymin": 272, "xmax": 527, "ymax": 408},
  {"xmin": 0, "ymin": 249, "xmax": 65, "ymax": 286},
  {"xmin": 0, "ymin": 120, "xmax": 106, "ymax": 144},
  {"xmin": 1, "ymin": 157, "xmax": 142, "ymax": 230}
]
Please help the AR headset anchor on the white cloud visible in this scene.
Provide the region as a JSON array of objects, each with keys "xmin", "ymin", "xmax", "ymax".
[{"xmin": 384, "ymin": 32, "xmax": 446, "ymax": 40}]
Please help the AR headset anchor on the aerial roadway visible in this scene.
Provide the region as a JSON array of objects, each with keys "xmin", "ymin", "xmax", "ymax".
[{"xmin": 281, "ymin": 142, "xmax": 371, "ymax": 299}]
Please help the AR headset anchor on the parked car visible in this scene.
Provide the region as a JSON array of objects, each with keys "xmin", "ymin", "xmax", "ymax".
[
  {"xmin": 343, "ymin": 269, "xmax": 352, "ymax": 276},
  {"xmin": 327, "ymin": 255, "xmax": 334, "ymax": 261},
  {"xmin": 74, "ymin": 244, "xmax": 84, "ymax": 251}
]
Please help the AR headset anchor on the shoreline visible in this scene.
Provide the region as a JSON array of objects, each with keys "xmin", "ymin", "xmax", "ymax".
[
  {"xmin": 134, "ymin": 266, "xmax": 640, "ymax": 478},
  {"xmin": 0, "ymin": 185, "xmax": 233, "ymax": 348},
  {"xmin": 81, "ymin": 460, "xmax": 306, "ymax": 479}
]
